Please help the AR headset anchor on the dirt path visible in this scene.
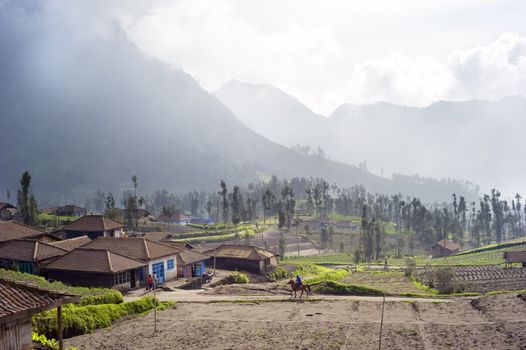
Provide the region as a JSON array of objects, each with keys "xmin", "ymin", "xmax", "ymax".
[
  {"xmin": 66, "ymin": 294, "xmax": 526, "ymax": 350},
  {"xmin": 124, "ymin": 286, "xmax": 452, "ymax": 304}
]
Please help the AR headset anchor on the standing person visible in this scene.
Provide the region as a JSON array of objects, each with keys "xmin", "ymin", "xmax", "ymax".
[{"xmin": 147, "ymin": 274, "xmax": 153, "ymax": 291}]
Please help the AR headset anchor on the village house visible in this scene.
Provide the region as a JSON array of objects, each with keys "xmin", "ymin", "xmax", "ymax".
[
  {"xmin": 55, "ymin": 205, "xmax": 87, "ymax": 217},
  {"xmin": 59, "ymin": 215, "xmax": 124, "ymax": 240},
  {"xmin": 158, "ymin": 212, "xmax": 192, "ymax": 225},
  {"xmin": 82, "ymin": 237, "xmax": 180, "ymax": 284},
  {"xmin": 204, "ymin": 244, "xmax": 278, "ymax": 274},
  {"xmin": 0, "ymin": 202, "xmax": 17, "ymax": 220},
  {"xmin": 0, "ymin": 239, "xmax": 68, "ymax": 274},
  {"xmin": 431, "ymin": 239, "xmax": 461, "ymax": 258},
  {"xmin": 0, "ymin": 219, "xmax": 54, "ymax": 243},
  {"xmin": 503, "ymin": 250, "xmax": 526, "ymax": 268},
  {"xmin": 42, "ymin": 248, "xmax": 147, "ymax": 290},
  {"xmin": 0, "ymin": 277, "xmax": 79, "ymax": 350}
]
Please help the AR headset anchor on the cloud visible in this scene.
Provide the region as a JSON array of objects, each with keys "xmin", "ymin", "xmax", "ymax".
[{"xmin": 347, "ymin": 34, "xmax": 526, "ymax": 107}]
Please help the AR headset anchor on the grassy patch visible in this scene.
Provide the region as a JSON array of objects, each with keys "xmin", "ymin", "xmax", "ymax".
[
  {"xmin": 306, "ymin": 268, "xmax": 350, "ymax": 285},
  {"xmin": 312, "ymin": 280, "xmax": 384, "ymax": 296},
  {"xmin": 33, "ymin": 297, "xmax": 174, "ymax": 339},
  {"xmin": 284, "ymin": 254, "xmax": 355, "ymax": 265},
  {"xmin": 0, "ymin": 269, "xmax": 123, "ymax": 304}
]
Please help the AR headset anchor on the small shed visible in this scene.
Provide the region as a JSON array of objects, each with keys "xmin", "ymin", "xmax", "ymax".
[
  {"xmin": 503, "ymin": 251, "xmax": 526, "ymax": 268},
  {"xmin": 431, "ymin": 239, "xmax": 460, "ymax": 258},
  {"xmin": 204, "ymin": 245, "xmax": 278, "ymax": 274},
  {"xmin": 174, "ymin": 249, "xmax": 209, "ymax": 278},
  {"xmin": 0, "ymin": 203, "xmax": 17, "ymax": 220},
  {"xmin": 0, "ymin": 277, "xmax": 79, "ymax": 350}
]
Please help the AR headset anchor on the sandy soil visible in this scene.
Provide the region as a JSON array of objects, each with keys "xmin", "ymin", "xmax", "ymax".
[{"xmin": 66, "ymin": 293, "xmax": 526, "ymax": 350}]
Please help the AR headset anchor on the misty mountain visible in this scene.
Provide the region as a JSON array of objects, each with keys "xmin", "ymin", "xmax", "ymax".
[
  {"xmin": 216, "ymin": 81, "xmax": 526, "ymax": 196},
  {"xmin": 0, "ymin": 2, "xmax": 476, "ymax": 203},
  {"xmin": 215, "ymin": 80, "xmax": 328, "ymax": 149}
]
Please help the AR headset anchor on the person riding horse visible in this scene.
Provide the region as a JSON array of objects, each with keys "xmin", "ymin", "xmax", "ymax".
[{"xmin": 288, "ymin": 275, "xmax": 311, "ymax": 298}]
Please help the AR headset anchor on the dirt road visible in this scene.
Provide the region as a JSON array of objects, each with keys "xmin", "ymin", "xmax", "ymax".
[
  {"xmin": 124, "ymin": 284, "xmax": 450, "ymax": 304},
  {"xmin": 66, "ymin": 293, "xmax": 526, "ymax": 349}
]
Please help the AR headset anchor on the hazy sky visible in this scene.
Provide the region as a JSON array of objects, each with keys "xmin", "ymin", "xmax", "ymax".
[{"xmin": 103, "ymin": 0, "xmax": 526, "ymax": 114}]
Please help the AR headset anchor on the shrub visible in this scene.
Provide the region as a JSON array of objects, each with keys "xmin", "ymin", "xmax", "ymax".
[
  {"xmin": 312, "ymin": 281, "xmax": 383, "ymax": 296},
  {"xmin": 78, "ymin": 289, "xmax": 123, "ymax": 305},
  {"xmin": 404, "ymin": 257, "xmax": 416, "ymax": 277},
  {"xmin": 228, "ymin": 271, "xmax": 249, "ymax": 284},
  {"xmin": 432, "ymin": 267, "xmax": 466, "ymax": 294},
  {"xmin": 267, "ymin": 267, "xmax": 289, "ymax": 281},
  {"xmin": 33, "ymin": 297, "xmax": 170, "ymax": 339}
]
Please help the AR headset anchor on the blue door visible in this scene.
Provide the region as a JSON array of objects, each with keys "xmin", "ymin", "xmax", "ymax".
[{"xmin": 152, "ymin": 262, "xmax": 165, "ymax": 284}]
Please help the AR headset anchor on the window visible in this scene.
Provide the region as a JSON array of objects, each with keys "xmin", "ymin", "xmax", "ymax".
[
  {"xmin": 114, "ymin": 272, "xmax": 130, "ymax": 285},
  {"xmin": 19, "ymin": 262, "xmax": 33, "ymax": 274},
  {"xmin": 167, "ymin": 259, "xmax": 175, "ymax": 271}
]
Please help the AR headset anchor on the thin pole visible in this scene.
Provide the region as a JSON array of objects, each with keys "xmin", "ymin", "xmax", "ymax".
[
  {"xmin": 213, "ymin": 246, "xmax": 217, "ymax": 274},
  {"xmin": 153, "ymin": 284, "xmax": 157, "ymax": 334},
  {"xmin": 378, "ymin": 293, "xmax": 386, "ymax": 350},
  {"xmin": 57, "ymin": 306, "xmax": 63, "ymax": 350}
]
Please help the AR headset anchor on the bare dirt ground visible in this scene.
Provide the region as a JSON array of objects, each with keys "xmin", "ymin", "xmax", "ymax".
[{"xmin": 66, "ymin": 293, "xmax": 526, "ymax": 350}]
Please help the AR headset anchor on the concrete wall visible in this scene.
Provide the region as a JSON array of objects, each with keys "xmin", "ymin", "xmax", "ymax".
[{"xmin": 148, "ymin": 255, "xmax": 178, "ymax": 283}]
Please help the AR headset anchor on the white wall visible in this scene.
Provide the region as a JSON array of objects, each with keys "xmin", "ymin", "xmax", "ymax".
[{"xmin": 147, "ymin": 255, "xmax": 178, "ymax": 282}]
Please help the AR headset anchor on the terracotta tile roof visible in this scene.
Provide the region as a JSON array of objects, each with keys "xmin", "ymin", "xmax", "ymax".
[
  {"xmin": 62, "ymin": 215, "xmax": 124, "ymax": 232},
  {"xmin": 0, "ymin": 239, "xmax": 68, "ymax": 262},
  {"xmin": 0, "ymin": 220, "xmax": 43, "ymax": 242},
  {"xmin": 0, "ymin": 278, "xmax": 79, "ymax": 323},
  {"xmin": 204, "ymin": 245, "xmax": 278, "ymax": 261},
  {"xmin": 503, "ymin": 250, "xmax": 526, "ymax": 263},
  {"xmin": 433, "ymin": 239, "xmax": 460, "ymax": 252},
  {"xmin": 175, "ymin": 249, "xmax": 209, "ymax": 265},
  {"xmin": 82, "ymin": 237, "xmax": 180, "ymax": 261},
  {"xmin": 42, "ymin": 248, "xmax": 146, "ymax": 273},
  {"xmin": 50, "ymin": 236, "xmax": 91, "ymax": 251}
]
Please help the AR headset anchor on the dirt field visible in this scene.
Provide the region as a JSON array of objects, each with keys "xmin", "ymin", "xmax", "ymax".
[{"xmin": 66, "ymin": 293, "xmax": 526, "ymax": 350}]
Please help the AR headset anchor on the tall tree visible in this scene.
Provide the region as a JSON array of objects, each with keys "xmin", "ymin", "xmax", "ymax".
[
  {"xmin": 17, "ymin": 171, "xmax": 37, "ymax": 225},
  {"xmin": 219, "ymin": 180, "xmax": 229, "ymax": 224}
]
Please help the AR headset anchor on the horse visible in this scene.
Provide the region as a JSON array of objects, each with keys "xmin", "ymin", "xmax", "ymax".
[{"xmin": 287, "ymin": 278, "xmax": 311, "ymax": 298}]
